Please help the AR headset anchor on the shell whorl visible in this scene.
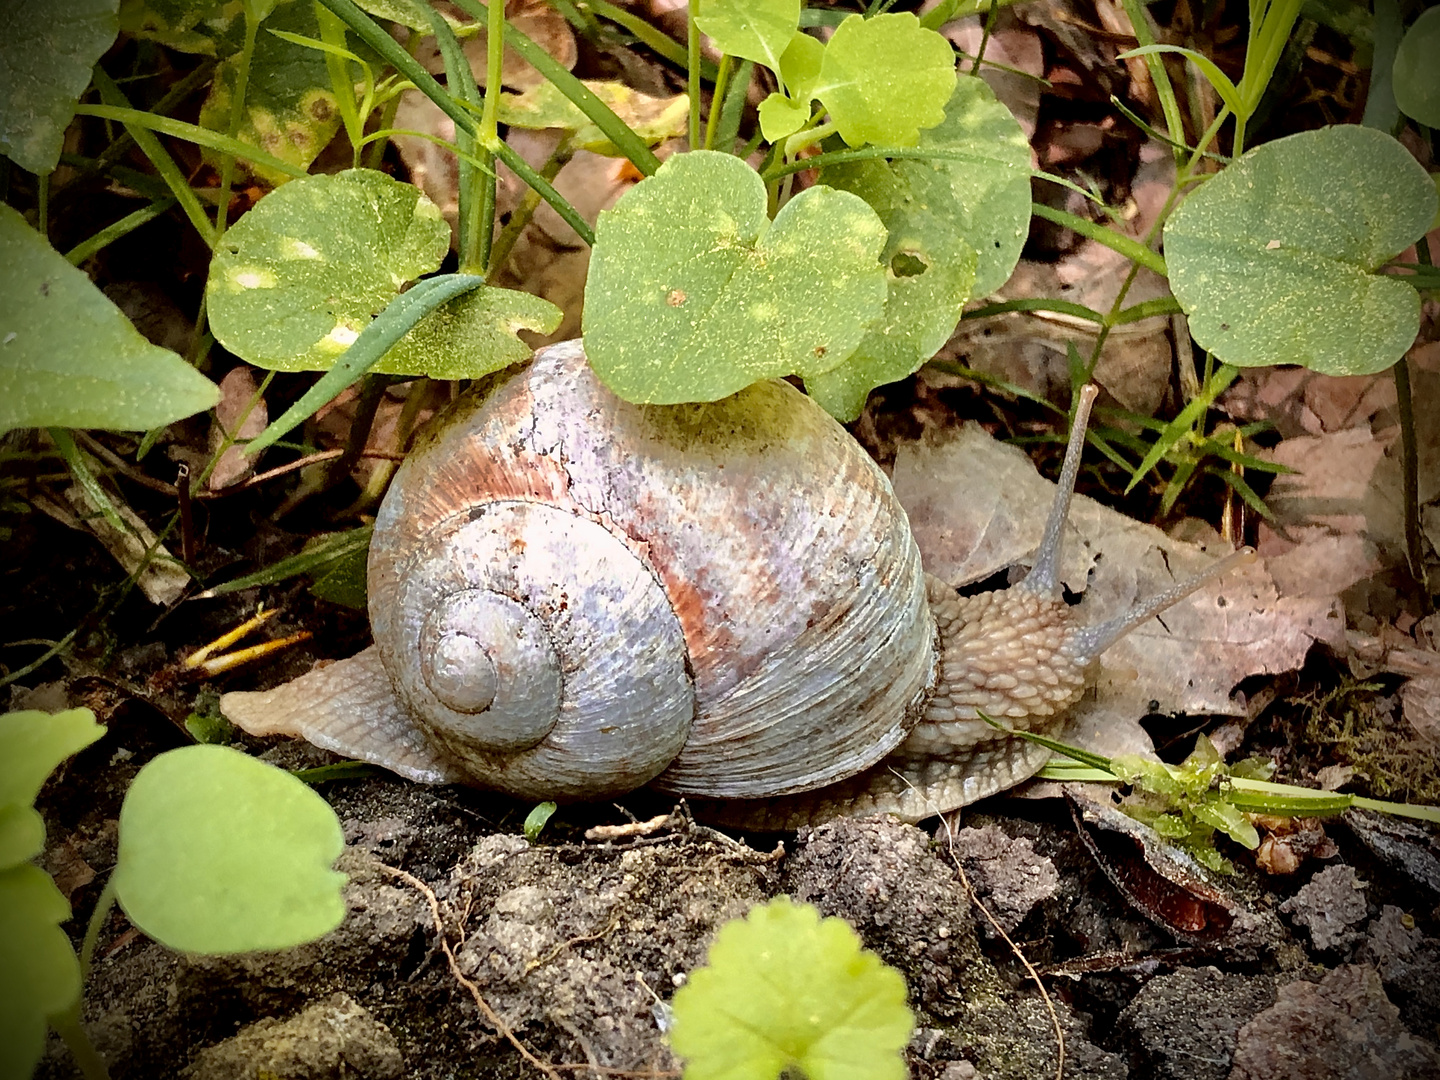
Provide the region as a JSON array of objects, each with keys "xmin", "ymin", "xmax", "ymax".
[
  {"xmin": 368, "ymin": 339, "xmax": 938, "ymax": 800},
  {"xmin": 377, "ymin": 500, "xmax": 695, "ymax": 799}
]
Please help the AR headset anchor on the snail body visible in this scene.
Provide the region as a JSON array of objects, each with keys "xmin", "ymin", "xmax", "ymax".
[{"xmin": 222, "ymin": 339, "xmax": 1247, "ymax": 824}]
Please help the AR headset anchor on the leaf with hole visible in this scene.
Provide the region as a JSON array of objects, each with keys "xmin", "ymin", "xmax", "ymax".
[
  {"xmin": 0, "ymin": 206, "xmax": 220, "ymax": 434},
  {"xmin": 670, "ymin": 897, "xmax": 913, "ymax": 1080},
  {"xmin": 0, "ymin": 0, "xmax": 119, "ymax": 173},
  {"xmin": 808, "ymin": 78, "xmax": 1027, "ymax": 417},
  {"xmin": 113, "ymin": 744, "xmax": 346, "ymax": 953},
  {"xmin": 806, "ymin": 250, "xmax": 975, "ymax": 421},
  {"xmin": 816, "ymin": 13, "xmax": 956, "ymax": 148},
  {"xmin": 1164, "ymin": 126, "xmax": 1437, "ymax": 376},
  {"xmin": 693, "ymin": 0, "xmax": 798, "ymax": 73},
  {"xmin": 583, "ymin": 150, "xmax": 887, "ymax": 403}
]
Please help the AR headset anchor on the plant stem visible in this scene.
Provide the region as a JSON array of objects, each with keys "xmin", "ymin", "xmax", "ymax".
[
  {"xmin": 1030, "ymin": 203, "xmax": 1167, "ymax": 276},
  {"xmin": 1393, "ymin": 357, "xmax": 1428, "ymax": 595},
  {"xmin": 703, "ymin": 53, "xmax": 732, "ymax": 150},
  {"xmin": 688, "ymin": 0, "xmax": 702, "ymax": 149},
  {"xmin": 486, "ymin": 146, "xmax": 569, "ymax": 280},
  {"xmin": 80, "ymin": 877, "xmax": 118, "ymax": 981},
  {"xmin": 49, "ymin": 1001, "xmax": 111, "ymax": 1080}
]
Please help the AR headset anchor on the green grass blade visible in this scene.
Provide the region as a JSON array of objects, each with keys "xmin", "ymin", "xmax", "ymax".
[
  {"xmin": 74, "ymin": 104, "xmax": 311, "ymax": 180},
  {"xmin": 245, "ymin": 274, "xmax": 485, "ymax": 457}
]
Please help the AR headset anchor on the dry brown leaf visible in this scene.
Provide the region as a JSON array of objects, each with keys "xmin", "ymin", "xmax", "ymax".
[
  {"xmin": 208, "ymin": 365, "xmax": 268, "ymax": 490},
  {"xmin": 412, "ymin": 0, "xmax": 576, "ymax": 90},
  {"xmin": 1222, "ymin": 366, "xmax": 1398, "ymax": 439},
  {"xmin": 893, "ymin": 423, "xmax": 1342, "ymax": 760},
  {"xmin": 1248, "ymin": 343, "xmax": 1439, "ymax": 619}
]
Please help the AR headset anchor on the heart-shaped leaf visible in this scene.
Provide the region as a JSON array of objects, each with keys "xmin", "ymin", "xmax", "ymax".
[
  {"xmin": 1165, "ymin": 125, "xmax": 1436, "ymax": 376},
  {"xmin": 693, "ymin": 0, "xmax": 799, "ymax": 73},
  {"xmin": 208, "ymin": 169, "xmax": 558, "ymax": 375},
  {"xmin": 114, "ymin": 744, "xmax": 346, "ymax": 954},
  {"xmin": 583, "ymin": 150, "xmax": 888, "ymax": 403},
  {"xmin": 0, "ymin": 0, "xmax": 119, "ymax": 174},
  {"xmin": 0, "ymin": 206, "xmax": 220, "ymax": 435},
  {"xmin": 816, "ymin": 13, "xmax": 956, "ymax": 148},
  {"xmin": 808, "ymin": 78, "xmax": 1028, "ymax": 418}
]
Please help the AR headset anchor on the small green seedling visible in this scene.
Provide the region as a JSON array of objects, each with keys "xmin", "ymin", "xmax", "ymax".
[
  {"xmin": 670, "ymin": 896, "xmax": 914, "ymax": 1080},
  {"xmin": 1021, "ymin": 722, "xmax": 1440, "ymax": 873},
  {"xmin": 0, "ymin": 709, "xmax": 347, "ymax": 1080},
  {"xmin": 523, "ymin": 801, "xmax": 557, "ymax": 843}
]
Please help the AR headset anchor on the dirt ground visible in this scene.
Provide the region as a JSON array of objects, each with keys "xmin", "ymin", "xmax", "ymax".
[{"xmin": 16, "ymin": 661, "xmax": 1440, "ymax": 1079}]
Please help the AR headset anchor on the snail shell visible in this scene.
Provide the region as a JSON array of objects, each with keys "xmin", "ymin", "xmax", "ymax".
[{"xmin": 225, "ymin": 339, "xmax": 938, "ymax": 801}]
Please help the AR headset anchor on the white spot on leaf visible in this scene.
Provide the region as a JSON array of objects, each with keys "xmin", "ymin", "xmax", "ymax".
[
  {"xmin": 318, "ymin": 324, "xmax": 361, "ymax": 353},
  {"xmin": 230, "ymin": 267, "xmax": 277, "ymax": 290},
  {"xmin": 281, "ymin": 238, "xmax": 322, "ymax": 260}
]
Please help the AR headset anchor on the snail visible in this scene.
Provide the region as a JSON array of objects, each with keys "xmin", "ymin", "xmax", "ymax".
[{"xmin": 220, "ymin": 339, "xmax": 1251, "ymax": 826}]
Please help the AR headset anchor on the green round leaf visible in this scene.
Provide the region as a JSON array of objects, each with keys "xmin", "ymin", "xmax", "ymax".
[
  {"xmin": 670, "ymin": 897, "xmax": 913, "ymax": 1080},
  {"xmin": 208, "ymin": 169, "xmax": 555, "ymax": 377},
  {"xmin": 759, "ymin": 92, "xmax": 811, "ymax": 142},
  {"xmin": 584, "ymin": 150, "xmax": 887, "ymax": 403},
  {"xmin": 0, "ymin": 708, "xmax": 106, "ymax": 869},
  {"xmin": 0, "ymin": 0, "xmax": 119, "ymax": 174},
  {"xmin": 0, "ymin": 864, "xmax": 82, "ymax": 1080},
  {"xmin": 0, "ymin": 206, "xmax": 220, "ymax": 434},
  {"xmin": 816, "ymin": 13, "xmax": 956, "ymax": 148},
  {"xmin": 1394, "ymin": 7, "xmax": 1440, "ymax": 127},
  {"xmin": 693, "ymin": 0, "xmax": 799, "ymax": 73},
  {"xmin": 207, "ymin": 169, "xmax": 448, "ymax": 371},
  {"xmin": 1165, "ymin": 126, "xmax": 1437, "ymax": 376},
  {"xmin": 114, "ymin": 744, "xmax": 346, "ymax": 954}
]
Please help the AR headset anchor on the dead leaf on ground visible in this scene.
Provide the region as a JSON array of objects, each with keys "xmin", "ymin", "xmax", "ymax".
[
  {"xmin": 893, "ymin": 423, "xmax": 1343, "ymax": 761},
  {"xmin": 1222, "ymin": 365, "xmax": 1398, "ymax": 439},
  {"xmin": 944, "ymin": 16, "xmax": 1045, "ymax": 141},
  {"xmin": 1257, "ymin": 344, "xmax": 1440, "ymax": 614},
  {"xmin": 208, "ymin": 366, "xmax": 268, "ymax": 491}
]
